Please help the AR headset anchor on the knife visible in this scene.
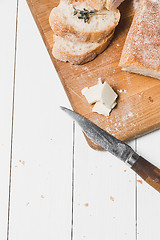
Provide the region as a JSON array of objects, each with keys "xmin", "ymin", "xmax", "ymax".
[{"xmin": 61, "ymin": 106, "xmax": 160, "ymax": 193}]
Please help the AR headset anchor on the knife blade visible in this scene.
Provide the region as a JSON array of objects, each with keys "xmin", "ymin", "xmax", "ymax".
[{"xmin": 61, "ymin": 106, "xmax": 160, "ymax": 193}]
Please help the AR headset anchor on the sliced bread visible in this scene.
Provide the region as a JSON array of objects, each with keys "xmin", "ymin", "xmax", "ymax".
[
  {"xmin": 119, "ymin": 0, "xmax": 160, "ymax": 80},
  {"xmin": 49, "ymin": 0, "xmax": 120, "ymax": 42},
  {"xmin": 69, "ymin": 0, "xmax": 125, "ymax": 10},
  {"xmin": 105, "ymin": 0, "xmax": 125, "ymax": 10},
  {"xmin": 68, "ymin": 0, "xmax": 106, "ymax": 10},
  {"xmin": 52, "ymin": 31, "xmax": 114, "ymax": 65}
]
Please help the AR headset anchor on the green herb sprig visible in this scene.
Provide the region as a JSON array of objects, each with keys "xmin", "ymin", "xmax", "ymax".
[{"xmin": 73, "ymin": 8, "xmax": 96, "ymax": 23}]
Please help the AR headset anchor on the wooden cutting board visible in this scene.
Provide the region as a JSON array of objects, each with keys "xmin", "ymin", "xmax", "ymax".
[{"xmin": 27, "ymin": 0, "xmax": 160, "ymax": 150}]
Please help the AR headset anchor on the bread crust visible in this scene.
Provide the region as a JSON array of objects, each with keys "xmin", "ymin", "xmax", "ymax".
[
  {"xmin": 68, "ymin": 0, "xmax": 105, "ymax": 10},
  {"xmin": 49, "ymin": 7, "xmax": 120, "ymax": 43},
  {"xmin": 105, "ymin": 0, "xmax": 125, "ymax": 10},
  {"xmin": 68, "ymin": 0, "xmax": 124, "ymax": 10},
  {"xmin": 86, "ymin": 0, "xmax": 105, "ymax": 10},
  {"xmin": 52, "ymin": 31, "xmax": 114, "ymax": 65},
  {"xmin": 119, "ymin": 0, "xmax": 160, "ymax": 79}
]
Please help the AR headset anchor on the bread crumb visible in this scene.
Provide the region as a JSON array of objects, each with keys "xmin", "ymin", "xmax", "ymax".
[
  {"xmin": 26, "ymin": 202, "xmax": 30, "ymax": 206},
  {"xmin": 19, "ymin": 160, "xmax": 25, "ymax": 166},
  {"xmin": 84, "ymin": 203, "xmax": 88, "ymax": 207},
  {"xmin": 149, "ymin": 96, "xmax": 153, "ymax": 103},
  {"xmin": 117, "ymin": 89, "xmax": 127, "ymax": 93},
  {"xmin": 137, "ymin": 180, "xmax": 142, "ymax": 184},
  {"xmin": 110, "ymin": 196, "xmax": 114, "ymax": 202},
  {"xmin": 41, "ymin": 195, "xmax": 44, "ymax": 199}
]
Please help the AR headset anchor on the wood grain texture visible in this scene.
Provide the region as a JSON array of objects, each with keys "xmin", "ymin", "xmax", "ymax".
[
  {"xmin": 132, "ymin": 156, "xmax": 160, "ymax": 192},
  {"xmin": 26, "ymin": 0, "xmax": 160, "ymax": 150}
]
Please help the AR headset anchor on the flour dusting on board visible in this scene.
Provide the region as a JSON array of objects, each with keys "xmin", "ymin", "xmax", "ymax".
[{"xmin": 105, "ymin": 96, "xmax": 141, "ymax": 136}]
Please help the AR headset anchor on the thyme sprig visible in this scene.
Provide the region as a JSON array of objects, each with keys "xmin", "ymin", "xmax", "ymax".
[{"xmin": 73, "ymin": 8, "xmax": 96, "ymax": 23}]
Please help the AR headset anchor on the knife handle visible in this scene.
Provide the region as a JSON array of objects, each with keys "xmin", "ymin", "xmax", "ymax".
[{"xmin": 131, "ymin": 156, "xmax": 160, "ymax": 192}]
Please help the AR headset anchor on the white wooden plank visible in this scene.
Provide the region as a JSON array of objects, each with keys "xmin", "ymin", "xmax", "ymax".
[
  {"xmin": 8, "ymin": 1, "xmax": 73, "ymax": 240},
  {"xmin": 73, "ymin": 124, "xmax": 136, "ymax": 240},
  {"xmin": 0, "ymin": 1, "xmax": 17, "ymax": 239},
  {"xmin": 137, "ymin": 130, "xmax": 160, "ymax": 240}
]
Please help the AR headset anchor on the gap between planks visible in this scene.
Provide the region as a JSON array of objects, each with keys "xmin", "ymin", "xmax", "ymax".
[
  {"xmin": 71, "ymin": 121, "xmax": 75, "ymax": 240},
  {"xmin": 7, "ymin": 0, "xmax": 19, "ymax": 239}
]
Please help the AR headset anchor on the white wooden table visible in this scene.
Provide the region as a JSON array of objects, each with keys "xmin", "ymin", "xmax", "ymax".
[{"xmin": 1, "ymin": 1, "xmax": 160, "ymax": 239}]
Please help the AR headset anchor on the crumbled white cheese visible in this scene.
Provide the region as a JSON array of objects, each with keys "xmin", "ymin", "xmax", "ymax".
[
  {"xmin": 92, "ymin": 101, "xmax": 117, "ymax": 116},
  {"xmin": 81, "ymin": 81, "xmax": 117, "ymax": 108},
  {"xmin": 92, "ymin": 102, "xmax": 111, "ymax": 116},
  {"xmin": 81, "ymin": 82, "xmax": 103, "ymax": 104},
  {"xmin": 100, "ymin": 82, "xmax": 117, "ymax": 109},
  {"xmin": 111, "ymin": 101, "xmax": 117, "ymax": 109},
  {"xmin": 81, "ymin": 79, "xmax": 118, "ymax": 117}
]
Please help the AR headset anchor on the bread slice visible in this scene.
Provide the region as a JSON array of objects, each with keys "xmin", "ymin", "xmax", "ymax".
[
  {"xmin": 69, "ymin": 0, "xmax": 106, "ymax": 10},
  {"xmin": 105, "ymin": 0, "xmax": 125, "ymax": 10},
  {"xmin": 68, "ymin": 0, "xmax": 125, "ymax": 10},
  {"xmin": 119, "ymin": 0, "xmax": 160, "ymax": 80},
  {"xmin": 49, "ymin": 0, "xmax": 120, "ymax": 42},
  {"xmin": 52, "ymin": 31, "xmax": 114, "ymax": 65}
]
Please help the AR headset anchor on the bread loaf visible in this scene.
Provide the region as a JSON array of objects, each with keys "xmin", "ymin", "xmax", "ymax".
[{"xmin": 119, "ymin": 0, "xmax": 160, "ymax": 80}]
